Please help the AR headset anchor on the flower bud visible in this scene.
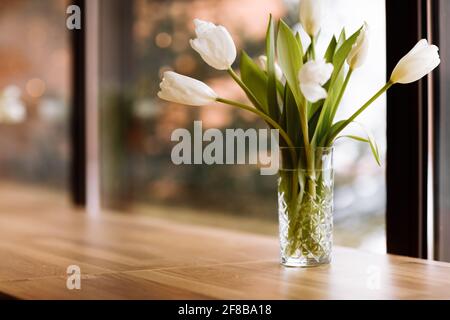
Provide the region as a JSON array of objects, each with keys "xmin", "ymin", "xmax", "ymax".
[
  {"xmin": 190, "ymin": 19, "xmax": 237, "ymax": 70},
  {"xmin": 158, "ymin": 71, "xmax": 218, "ymax": 106},
  {"xmin": 390, "ymin": 39, "xmax": 440, "ymax": 84}
]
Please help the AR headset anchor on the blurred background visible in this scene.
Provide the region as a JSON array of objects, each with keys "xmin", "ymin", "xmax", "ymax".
[
  {"xmin": 0, "ymin": 0, "xmax": 387, "ymax": 253},
  {"xmin": 0, "ymin": 0, "xmax": 71, "ymax": 205}
]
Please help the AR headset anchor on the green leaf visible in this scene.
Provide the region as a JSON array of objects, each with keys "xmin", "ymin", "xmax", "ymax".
[
  {"xmin": 284, "ymin": 83, "xmax": 302, "ymax": 148},
  {"xmin": 239, "ymin": 51, "xmax": 269, "ymax": 114},
  {"xmin": 336, "ymin": 122, "xmax": 382, "ymax": 166},
  {"xmin": 337, "ymin": 28, "xmax": 346, "ymax": 49},
  {"xmin": 311, "ymin": 26, "xmax": 363, "ymax": 146},
  {"xmin": 277, "ymin": 19, "xmax": 303, "ymax": 107},
  {"xmin": 311, "ymin": 79, "xmax": 343, "ymax": 146},
  {"xmin": 324, "ymin": 120, "xmax": 346, "ymax": 146},
  {"xmin": 339, "ymin": 135, "xmax": 381, "ymax": 166},
  {"xmin": 308, "ymin": 100, "xmax": 323, "ymax": 120},
  {"xmin": 325, "ymin": 64, "xmax": 346, "ymax": 122},
  {"xmin": 311, "ymin": 63, "xmax": 345, "ymax": 146},
  {"xmin": 329, "ymin": 68, "xmax": 352, "ymax": 125},
  {"xmin": 330, "ymin": 26, "xmax": 362, "ymax": 84},
  {"xmin": 295, "ymin": 32, "xmax": 304, "ymax": 53},
  {"xmin": 322, "ymin": 35, "xmax": 337, "ymax": 91},
  {"xmin": 308, "ymin": 106, "xmax": 321, "ymax": 139},
  {"xmin": 324, "ymin": 36, "xmax": 337, "ymax": 63},
  {"xmin": 280, "ymin": 88, "xmax": 287, "ymax": 138},
  {"xmin": 266, "ymin": 14, "xmax": 280, "ymax": 121}
]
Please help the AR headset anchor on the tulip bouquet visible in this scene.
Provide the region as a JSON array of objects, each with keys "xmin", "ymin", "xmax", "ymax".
[{"xmin": 158, "ymin": 0, "xmax": 440, "ymax": 267}]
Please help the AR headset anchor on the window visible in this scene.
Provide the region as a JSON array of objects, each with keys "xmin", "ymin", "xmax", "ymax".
[
  {"xmin": 3, "ymin": 0, "xmax": 447, "ymax": 261},
  {"xmin": 0, "ymin": 0, "xmax": 72, "ymax": 203},
  {"xmin": 97, "ymin": 0, "xmax": 387, "ymax": 253}
]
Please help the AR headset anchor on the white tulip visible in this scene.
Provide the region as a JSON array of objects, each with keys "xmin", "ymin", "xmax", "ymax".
[
  {"xmin": 190, "ymin": 19, "xmax": 237, "ymax": 70},
  {"xmin": 347, "ymin": 23, "xmax": 370, "ymax": 70},
  {"xmin": 390, "ymin": 39, "xmax": 440, "ymax": 84},
  {"xmin": 258, "ymin": 55, "xmax": 284, "ymax": 81},
  {"xmin": 299, "ymin": 59, "xmax": 334, "ymax": 102},
  {"xmin": 299, "ymin": 0, "xmax": 324, "ymax": 37},
  {"xmin": 158, "ymin": 71, "xmax": 218, "ymax": 106}
]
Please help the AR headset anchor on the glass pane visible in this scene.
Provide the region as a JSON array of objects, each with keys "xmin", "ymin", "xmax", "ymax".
[
  {"xmin": 99, "ymin": 0, "xmax": 387, "ymax": 253},
  {"xmin": 322, "ymin": 0, "xmax": 387, "ymax": 253},
  {"xmin": 0, "ymin": 0, "xmax": 72, "ymax": 204}
]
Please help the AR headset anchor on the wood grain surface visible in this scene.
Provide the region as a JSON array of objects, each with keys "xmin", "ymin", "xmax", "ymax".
[{"xmin": 0, "ymin": 184, "xmax": 449, "ymax": 300}]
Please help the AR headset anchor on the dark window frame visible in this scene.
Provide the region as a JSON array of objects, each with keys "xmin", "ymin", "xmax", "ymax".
[
  {"xmin": 71, "ymin": 0, "xmax": 86, "ymax": 206},
  {"xmin": 386, "ymin": 0, "xmax": 430, "ymax": 259},
  {"xmin": 385, "ymin": 0, "xmax": 450, "ymax": 260}
]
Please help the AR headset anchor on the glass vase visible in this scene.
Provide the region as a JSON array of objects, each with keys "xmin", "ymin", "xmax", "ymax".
[{"xmin": 278, "ymin": 147, "xmax": 334, "ymax": 267}]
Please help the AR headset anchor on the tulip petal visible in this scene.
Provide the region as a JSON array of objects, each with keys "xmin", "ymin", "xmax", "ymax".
[
  {"xmin": 347, "ymin": 23, "xmax": 370, "ymax": 69},
  {"xmin": 158, "ymin": 71, "xmax": 218, "ymax": 106},
  {"xmin": 390, "ymin": 39, "xmax": 440, "ymax": 84},
  {"xmin": 299, "ymin": 59, "xmax": 333, "ymax": 85},
  {"xmin": 298, "ymin": 59, "xmax": 333, "ymax": 102},
  {"xmin": 300, "ymin": 83, "xmax": 328, "ymax": 103},
  {"xmin": 300, "ymin": 0, "xmax": 324, "ymax": 37},
  {"xmin": 190, "ymin": 19, "xmax": 236, "ymax": 70}
]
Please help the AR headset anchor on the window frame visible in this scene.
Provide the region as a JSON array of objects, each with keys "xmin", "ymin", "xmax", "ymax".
[
  {"xmin": 431, "ymin": 0, "xmax": 450, "ymax": 262},
  {"xmin": 71, "ymin": 0, "xmax": 87, "ymax": 206},
  {"xmin": 386, "ymin": 0, "xmax": 430, "ymax": 259}
]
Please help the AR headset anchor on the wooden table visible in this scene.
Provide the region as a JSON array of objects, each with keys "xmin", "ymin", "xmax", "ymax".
[{"xmin": 0, "ymin": 185, "xmax": 450, "ymax": 300}]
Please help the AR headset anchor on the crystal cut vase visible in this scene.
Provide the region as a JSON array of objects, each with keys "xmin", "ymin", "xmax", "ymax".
[{"xmin": 278, "ymin": 147, "xmax": 334, "ymax": 267}]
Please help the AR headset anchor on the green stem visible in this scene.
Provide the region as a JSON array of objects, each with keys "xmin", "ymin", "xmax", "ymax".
[
  {"xmin": 227, "ymin": 68, "xmax": 264, "ymax": 112},
  {"xmin": 216, "ymin": 97, "xmax": 294, "ymax": 149},
  {"xmin": 301, "ymin": 36, "xmax": 316, "ymax": 184},
  {"xmin": 299, "ymin": 100, "xmax": 315, "ymax": 199},
  {"xmin": 331, "ymin": 68, "xmax": 353, "ymax": 120},
  {"xmin": 310, "ymin": 36, "xmax": 317, "ymax": 60},
  {"xmin": 300, "ymin": 98, "xmax": 310, "ymax": 148},
  {"xmin": 216, "ymin": 97, "xmax": 297, "ymax": 162},
  {"xmin": 329, "ymin": 81, "xmax": 393, "ymax": 143},
  {"xmin": 317, "ymin": 70, "xmax": 353, "ymax": 147},
  {"xmin": 216, "ymin": 97, "xmax": 299, "ymax": 202}
]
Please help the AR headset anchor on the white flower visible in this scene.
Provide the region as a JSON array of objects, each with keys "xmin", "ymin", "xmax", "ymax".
[
  {"xmin": 158, "ymin": 71, "xmax": 218, "ymax": 106},
  {"xmin": 390, "ymin": 39, "xmax": 440, "ymax": 84},
  {"xmin": 258, "ymin": 55, "xmax": 284, "ymax": 81},
  {"xmin": 299, "ymin": 0, "xmax": 324, "ymax": 37},
  {"xmin": 299, "ymin": 59, "xmax": 334, "ymax": 102},
  {"xmin": 347, "ymin": 22, "xmax": 370, "ymax": 70},
  {"xmin": 190, "ymin": 19, "xmax": 237, "ymax": 70}
]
